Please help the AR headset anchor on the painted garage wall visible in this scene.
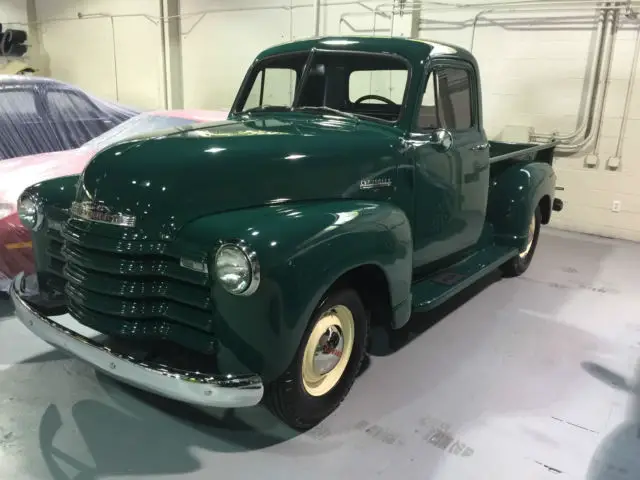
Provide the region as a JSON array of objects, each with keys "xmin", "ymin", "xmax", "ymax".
[
  {"xmin": 0, "ymin": 0, "xmax": 26, "ymax": 25},
  {"xmin": 0, "ymin": 0, "xmax": 639, "ymax": 241},
  {"xmin": 32, "ymin": 0, "xmax": 165, "ymax": 110},
  {"xmin": 412, "ymin": 5, "xmax": 640, "ymax": 242}
]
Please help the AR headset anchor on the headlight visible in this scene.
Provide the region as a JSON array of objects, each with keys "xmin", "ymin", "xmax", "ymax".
[
  {"xmin": 214, "ymin": 242, "xmax": 260, "ymax": 296},
  {"xmin": 0, "ymin": 202, "xmax": 14, "ymax": 220},
  {"xmin": 17, "ymin": 193, "xmax": 43, "ymax": 231}
]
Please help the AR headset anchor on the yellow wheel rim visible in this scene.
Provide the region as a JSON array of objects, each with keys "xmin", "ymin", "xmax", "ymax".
[
  {"xmin": 301, "ymin": 305, "xmax": 355, "ymax": 397},
  {"xmin": 519, "ymin": 214, "xmax": 536, "ymax": 259}
]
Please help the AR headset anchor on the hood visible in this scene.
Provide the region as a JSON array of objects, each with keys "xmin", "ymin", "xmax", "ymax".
[
  {"xmin": 0, "ymin": 147, "xmax": 96, "ymax": 206},
  {"xmin": 74, "ymin": 114, "xmax": 402, "ymax": 240}
]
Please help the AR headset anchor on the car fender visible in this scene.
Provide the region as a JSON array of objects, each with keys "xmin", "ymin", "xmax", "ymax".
[
  {"xmin": 487, "ymin": 161, "xmax": 556, "ymax": 250},
  {"xmin": 177, "ymin": 200, "xmax": 413, "ymax": 382},
  {"xmin": 21, "ymin": 174, "xmax": 80, "ymax": 274}
]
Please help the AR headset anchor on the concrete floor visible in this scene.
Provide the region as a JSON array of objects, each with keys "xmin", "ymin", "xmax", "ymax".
[{"xmin": 1, "ymin": 228, "xmax": 639, "ymax": 480}]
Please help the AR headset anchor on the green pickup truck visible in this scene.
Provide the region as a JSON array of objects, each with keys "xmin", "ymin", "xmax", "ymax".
[{"xmin": 11, "ymin": 36, "xmax": 563, "ymax": 430}]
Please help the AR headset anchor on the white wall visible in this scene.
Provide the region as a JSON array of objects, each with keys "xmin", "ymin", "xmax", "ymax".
[
  {"xmin": 33, "ymin": 0, "xmax": 165, "ymax": 109},
  {"xmin": 3, "ymin": 0, "xmax": 640, "ymax": 242},
  {"xmin": 409, "ymin": 5, "xmax": 640, "ymax": 241},
  {"xmin": 0, "ymin": 0, "xmax": 27, "ymax": 25}
]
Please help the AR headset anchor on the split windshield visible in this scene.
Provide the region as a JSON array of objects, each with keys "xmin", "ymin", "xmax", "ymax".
[{"xmin": 235, "ymin": 50, "xmax": 410, "ymax": 123}]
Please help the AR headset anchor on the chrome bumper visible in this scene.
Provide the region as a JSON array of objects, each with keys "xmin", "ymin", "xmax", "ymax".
[{"xmin": 10, "ymin": 272, "xmax": 264, "ymax": 408}]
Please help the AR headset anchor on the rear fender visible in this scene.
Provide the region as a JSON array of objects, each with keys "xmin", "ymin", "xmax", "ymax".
[
  {"xmin": 487, "ymin": 162, "xmax": 556, "ymax": 250},
  {"xmin": 177, "ymin": 200, "xmax": 412, "ymax": 382}
]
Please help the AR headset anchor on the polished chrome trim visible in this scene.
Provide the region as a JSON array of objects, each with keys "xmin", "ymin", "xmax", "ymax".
[
  {"xmin": 180, "ymin": 257, "xmax": 209, "ymax": 274},
  {"xmin": 10, "ymin": 272, "xmax": 264, "ymax": 408},
  {"xmin": 359, "ymin": 177, "xmax": 393, "ymax": 190},
  {"xmin": 70, "ymin": 200, "xmax": 136, "ymax": 228},
  {"xmin": 214, "ymin": 240, "xmax": 261, "ymax": 296},
  {"xmin": 17, "ymin": 191, "xmax": 44, "ymax": 232}
]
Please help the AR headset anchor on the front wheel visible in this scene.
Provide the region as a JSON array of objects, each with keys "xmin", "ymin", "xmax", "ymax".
[
  {"xmin": 264, "ymin": 287, "xmax": 369, "ymax": 431},
  {"xmin": 500, "ymin": 206, "xmax": 541, "ymax": 277}
]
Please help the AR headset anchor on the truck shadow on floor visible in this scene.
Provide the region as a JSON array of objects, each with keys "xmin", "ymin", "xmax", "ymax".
[
  {"xmin": 582, "ymin": 360, "xmax": 640, "ymax": 479},
  {"xmin": 32, "ymin": 271, "xmax": 505, "ymax": 479},
  {"xmin": 367, "ymin": 269, "xmax": 502, "ymax": 358}
]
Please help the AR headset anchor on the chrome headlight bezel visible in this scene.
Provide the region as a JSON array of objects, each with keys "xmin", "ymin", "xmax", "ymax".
[
  {"xmin": 16, "ymin": 192, "xmax": 44, "ymax": 232},
  {"xmin": 214, "ymin": 240, "xmax": 260, "ymax": 296}
]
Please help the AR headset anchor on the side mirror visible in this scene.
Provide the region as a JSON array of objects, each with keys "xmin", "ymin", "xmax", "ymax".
[{"xmin": 429, "ymin": 128, "xmax": 453, "ymax": 152}]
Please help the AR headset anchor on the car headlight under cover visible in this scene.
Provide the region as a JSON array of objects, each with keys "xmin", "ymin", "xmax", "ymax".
[
  {"xmin": 214, "ymin": 243, "xmax": 260, "ymax": 296},
  {"xmin": 17, "ymin": 193, "xmax": 43, "ymax": 231}
]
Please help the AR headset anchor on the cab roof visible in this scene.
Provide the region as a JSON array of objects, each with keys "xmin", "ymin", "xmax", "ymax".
[{"xmin": 255, "ymin": 36, "xmax": 476, "ymax": 65}]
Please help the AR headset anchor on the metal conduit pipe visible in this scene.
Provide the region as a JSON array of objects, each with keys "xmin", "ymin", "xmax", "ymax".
[
  {"xmin": 339, "ymin": 0, "xmax": 631, "ymax": 34},
  {"xmin": 554, "ymin": 8, "xmax": 618, "ymax": 152},
  {"xmin": 530, "ymin": 8, "xmax": 610, "ymax": 143},
  {"xmin": 612, "ymin": 18, "xmax": 640, "ymax": 161},
  {"xmin": 369, "ymin": 1, "xmax": 623, "ymax": 149},
  {"xmin": 313, "ymin": 0, "xmax": 322, "ymax": 36},
  {"xmin": 373, "ymin": 0, "xmax": 635, "ymax": 17}
]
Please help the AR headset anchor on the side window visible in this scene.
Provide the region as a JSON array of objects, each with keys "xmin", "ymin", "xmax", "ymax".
[
  {"xmin": 244, "ymin": 68, "xmax": 297, "ymax": 110},
  {"xmin": 417, "ymin": 66, "xmax": 473, "ymax": 131},
  {"xmin": 349, "ymin": 69, "xmax": 408, "ymax": 105},
  {"xmin": 0, "ymin": 90, "xmax": 38, "ymax": 115},
  {"xmin": 47, "ymin": 90, "xmax": 102, "ymax": 120}
]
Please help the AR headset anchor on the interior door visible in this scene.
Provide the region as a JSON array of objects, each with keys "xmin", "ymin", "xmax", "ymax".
[{"xmin": 411, "ymin": 61, "xmax": 488, "ymax": 270}]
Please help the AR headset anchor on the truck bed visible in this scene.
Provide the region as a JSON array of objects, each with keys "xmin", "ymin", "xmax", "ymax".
[{"xmin": 488, "ymin": 140, "xmax": 557, "ymax": 165}]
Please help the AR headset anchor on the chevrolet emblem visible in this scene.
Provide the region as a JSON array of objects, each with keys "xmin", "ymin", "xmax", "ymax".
[{"xmin": 70, "ymin": 201, "xmax": 136, "ymax": 227}]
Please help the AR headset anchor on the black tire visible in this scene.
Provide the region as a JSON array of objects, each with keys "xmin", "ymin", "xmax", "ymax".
[
  {"xmin": 500, "ymin": 206, "xmax": 541, "ymax": 277},
  {"xmin": 264, "ymin": 287, "xmax": 369, "ymax": 431}
]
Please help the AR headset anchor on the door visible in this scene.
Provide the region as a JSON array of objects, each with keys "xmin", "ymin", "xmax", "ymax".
[{"xmin": 411, "ymin": 61, "xmax": 489, "ymax": 270}]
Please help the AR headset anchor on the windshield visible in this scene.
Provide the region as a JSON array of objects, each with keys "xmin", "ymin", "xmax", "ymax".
[
  {"xmin": 83, "ymin": 114, "xmax": 201, "ymax": 151},
  {"xmin": 234, "ymin": 50, "xmax": 410, "ymax": 123}
]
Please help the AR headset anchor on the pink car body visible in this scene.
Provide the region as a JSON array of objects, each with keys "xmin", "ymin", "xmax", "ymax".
[{"xmin": 0, "ymin": 108, "xmax": 229, "ymax": 291}]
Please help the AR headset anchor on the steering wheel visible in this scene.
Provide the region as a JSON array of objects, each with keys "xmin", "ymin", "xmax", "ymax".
[{"xmin": 353, "ymin": 94, "xmax": 397, "ymax": 105}]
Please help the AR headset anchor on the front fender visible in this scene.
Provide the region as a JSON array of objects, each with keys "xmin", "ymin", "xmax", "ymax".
[
  {"xmin": 177, "ymin": 200, "xmax": 412, "ymax": 382},
  {"xmin": 22, "ymin": 175, "xmax": 80, "ymax": 278},
  {"xmin": 487, "ymin": 162, "xmax": 556, "ymax": 249}
]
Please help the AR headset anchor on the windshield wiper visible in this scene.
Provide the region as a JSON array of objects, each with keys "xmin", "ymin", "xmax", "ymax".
[
  {"xmin": 293, "ymin": 106, "xmax": 359, "ymax": 122},
  {"xmin": 241, "ymin": 105, "xmax": 292, "ymax": 114}
]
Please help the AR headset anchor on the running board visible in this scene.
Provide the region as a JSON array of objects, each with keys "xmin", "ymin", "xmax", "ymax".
[{"xmin": 411, "ymin": 245, "xmax": 517, "ymax": 312}]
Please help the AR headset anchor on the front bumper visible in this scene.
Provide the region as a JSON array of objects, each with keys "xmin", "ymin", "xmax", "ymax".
[{"xmin": 10, "ymin": 272, "xmax": 264, "ymax": 408}]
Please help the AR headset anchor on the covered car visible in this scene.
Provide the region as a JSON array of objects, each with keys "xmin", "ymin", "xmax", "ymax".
[
  {"xmin": 0, "ymin": 75, "xmax": 140, "ymax": 161},
  {"xmin": 0, "ymin": 108, "xmax": 229, "ymax": 292}
]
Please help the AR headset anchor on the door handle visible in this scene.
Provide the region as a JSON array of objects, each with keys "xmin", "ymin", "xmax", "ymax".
[{"xmin": 470, "ymin": 143, "xmax": 489, "ymax": 151}]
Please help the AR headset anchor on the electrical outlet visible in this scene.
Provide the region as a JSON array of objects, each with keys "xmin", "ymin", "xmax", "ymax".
[{"xmin": 612, "ymin": 200, "xmax": 621, "ymax": 213}]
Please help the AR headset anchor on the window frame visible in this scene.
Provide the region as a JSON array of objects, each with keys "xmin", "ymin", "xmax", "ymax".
[
  {"xmin": 414, "ymin": 58, "xmax": 479, "ymax": 134},
  {"xmin": 45, "ymin": 88, "xmax": 106, "ymax": 121},
  {"xmin": 231, "ymin": 49, "xmax": 414, "ymax": 126},
  {"xmin": 0, "ymin": 86, "xmax": 39, "ymax": 116}
]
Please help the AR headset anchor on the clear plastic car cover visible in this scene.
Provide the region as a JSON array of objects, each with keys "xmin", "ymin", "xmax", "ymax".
[{"xmin": 0, "ymin": 84, "xmax": 229, "ymax": 291}]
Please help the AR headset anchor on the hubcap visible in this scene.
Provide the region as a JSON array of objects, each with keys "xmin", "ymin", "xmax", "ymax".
[
  {"xmin": 519, "ymin": 214, "xmax": 536, "ymax": 259},
  {"xmin": 301, "ymin": 305, "xmax": 355, "ymax": 397}
]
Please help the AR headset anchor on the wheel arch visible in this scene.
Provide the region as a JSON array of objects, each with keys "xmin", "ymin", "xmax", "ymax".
[
  {"xmin": 487, "ymin": 161, "xmax": 556, "ymax": 249},
  {"xmin": 177, "ymin": 200, "xmax": 413, "ymax": 383}
]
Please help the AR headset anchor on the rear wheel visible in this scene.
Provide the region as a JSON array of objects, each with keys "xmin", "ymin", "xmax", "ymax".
[
  {"xmin": 500, "ymin": 206, "xmax": 541, "ymax": 277},
  {"xmin": 264, "ymin": 287, "xmax": 369, "ymax": 431}
]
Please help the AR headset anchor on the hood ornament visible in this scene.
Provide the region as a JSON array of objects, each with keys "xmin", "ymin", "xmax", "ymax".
[{"xmin": 70, "ymin": 190, "xmax": 136, "ymax": 228}]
